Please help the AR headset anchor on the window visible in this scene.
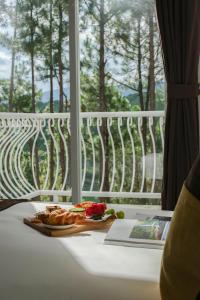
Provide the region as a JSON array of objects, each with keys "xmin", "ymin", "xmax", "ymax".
[
  {"xmin": 0, "ymin": 0, "xmax": 165, "ymax": 205},
  {"xmin": 79, "ymin": 0, "xmax": 165, "ymax": 204}
]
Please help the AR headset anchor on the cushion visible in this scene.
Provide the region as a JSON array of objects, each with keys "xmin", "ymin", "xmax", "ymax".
[{"xmin": 160, "ymin": 184, "xmax": 200, "ymax": 300}]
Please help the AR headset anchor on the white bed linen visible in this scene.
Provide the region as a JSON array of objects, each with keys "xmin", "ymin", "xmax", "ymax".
[{"xmin": 0, "ymin": 202, "xmax": 161, "ymax": 300}]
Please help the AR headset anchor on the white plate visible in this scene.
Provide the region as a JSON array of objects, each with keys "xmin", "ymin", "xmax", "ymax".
[
  {"xmin": 85, "ymin": 215, "xmax": 111, "ymax": 222},
  {"xmin": 43, "ymin": 224, "xmax": 74, "ymax": 230}
]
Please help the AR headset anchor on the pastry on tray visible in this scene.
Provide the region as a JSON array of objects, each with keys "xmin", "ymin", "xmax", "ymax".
[
  {"xmin": 33, "ymin": 202, "xmax": 124, "ymax": 227},
  {"xmin": 35, "ymin": 207, "xmax": 85, "ymax": 226},
  {"xmin": 46, "ymin": 205, "xmax": 61, "ymax": 213},
  {"xmin": 36, "ymin": 211, "xmax": 50, "ymax": 224},
  {"xmin": 48, "ymin": 209, "xmax": 84, "ymax": 225}
]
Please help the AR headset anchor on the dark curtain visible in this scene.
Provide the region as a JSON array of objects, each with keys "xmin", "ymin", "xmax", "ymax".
[{"xmin": 156, "ymin": 0, "xmax": 200, "ymax": 210}]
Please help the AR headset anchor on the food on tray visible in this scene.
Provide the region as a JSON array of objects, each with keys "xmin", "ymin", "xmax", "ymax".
[
  {"xmin": 86, "ymin": 203, "xmax": 107, "ymax": 219},
  {"xmin": 35, "ymin": 206, "xmax": 85, "ymax": 226},
  {"xmin": 73, "ymin": 202, "xmax": 125, "ymax": 220},
  {"xmin": 105, "ymin": 208, "xmax": 125, "ymax": 219},
  {"xmin": 48, "ymin": 209, "xmax": 84, "ymax": 225},
  {"xmin": 46, "ymin": 205, "xmax": 61, "ymax": 213},
  {"xmin": 69, "ymin": 207, "xmax": 86, "ymax": 214},
  {"xmin": 36, "ymin": 212, "xmax": 50, "ymax": 224},
  {"xmin": 30, "ymin": 217, "xmax": 42, "ymax": 224},
  {"xmin": 105, "ymin": 208, "xmax": 115, "ymax": 215},
  {"xmin": 75, "ymin": 201, "xmax": 94, "ymax": 209},
  {"xmin": 33, "ymin": 203, "xmax": 124, "ymax": 226}
]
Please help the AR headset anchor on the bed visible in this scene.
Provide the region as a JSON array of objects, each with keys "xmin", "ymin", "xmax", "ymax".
[{"xmin": 0, "ymin": 202, "xmax": 161, "ymax": 300}]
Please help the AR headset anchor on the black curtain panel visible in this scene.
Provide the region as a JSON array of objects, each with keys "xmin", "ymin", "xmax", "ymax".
[{"xmin": 156, "ymin": 0, "xmax": 200, "ymax": 210}]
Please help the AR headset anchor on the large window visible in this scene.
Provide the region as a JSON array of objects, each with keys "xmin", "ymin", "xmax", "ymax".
[
  {"xmin": 0, "ymin": 0, "xmax": 71, "ymax": 201},
  {"xmin": 79, "ymin": 0, "xmax": 165, "ymax": 204},
  {"xmin": 0, "ymin": 0, "xmax": 165, "ymax": 205}
]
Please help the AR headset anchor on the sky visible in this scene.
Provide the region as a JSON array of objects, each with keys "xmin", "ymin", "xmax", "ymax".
[
  {"xmin": 0, "ymin": 46, "xmax": 11, "ymax": 79},
  {"xmin": 0, "ymin": 30, "xmax": 120, "ymax": 96},
  {"xmin": 0, "ymin": 27, "xmax": 93, "ymax": 94},
  {"xmin": 0, "ymin": 44, "xmax": 59, "ymax": 93}
]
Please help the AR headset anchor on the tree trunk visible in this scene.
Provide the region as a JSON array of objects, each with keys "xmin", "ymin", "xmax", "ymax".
[
  {"xmin": 31, "ymin": 50, "xmax": 36, "ymax": 112},
  {"xmin": 9, "ymin": 4, "xmax": 17, "ymax": 112},
  {"xmin": 137, "ymin": 17, "xmax": 146, "ymax": 144},
  {"xmin": 137, "ymin": 17, "xmax": 144, "ymax": 111},
  {"xmin": 147, "ymin": 13, "xmax": 155, "ymax": 111},
  {"xmin": 99, "ymin": 0, "xmax": 109, "ymax": 200}
]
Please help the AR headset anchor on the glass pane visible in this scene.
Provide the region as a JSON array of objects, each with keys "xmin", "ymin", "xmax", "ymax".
[
  {"xmin": 0, "ymin": 0, "xmax": 70, "ymax": 201},
  {"xmin": 80, "ymin": 0, "xmax": 165, "ymax": 205}
]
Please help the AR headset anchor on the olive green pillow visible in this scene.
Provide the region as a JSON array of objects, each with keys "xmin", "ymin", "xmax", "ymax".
[{"xmin": 160, "ymin": 185, "xmax": 200, "ymax": 300}]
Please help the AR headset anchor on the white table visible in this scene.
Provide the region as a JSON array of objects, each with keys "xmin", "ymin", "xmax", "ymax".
[{"xmin": 0, "ymin": 202, "xmax": 162, "ymax": 300}]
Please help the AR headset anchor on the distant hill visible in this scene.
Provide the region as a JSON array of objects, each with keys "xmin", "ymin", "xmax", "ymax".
[
  {"xmin": 37, "ymin": 100, "xmax": 60, "ymax": 112},
  {"xmin": 41, "ymin": 86, "xmax": 136, "ymax": 103},
  {"xmin": 39, "ymin": 82, "xmax": 165, "ymax": 112}
]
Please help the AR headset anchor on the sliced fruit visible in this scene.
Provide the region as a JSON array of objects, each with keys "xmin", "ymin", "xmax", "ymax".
[
  {"xmin": 69, "ymin": 207, "xmax": 85, "ymax": 213},
  {"xmin": 105, "ymin": 208, "xmax": 115, "ymax": 215}
]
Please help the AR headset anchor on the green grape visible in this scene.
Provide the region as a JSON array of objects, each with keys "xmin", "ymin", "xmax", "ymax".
[
  {"xmin": 105, "ymin": 208, "xmax": 115, "ymax": 215},
  {"xmin": 116, "ymin": 211, "xmax": 125, "ymax": 219}
]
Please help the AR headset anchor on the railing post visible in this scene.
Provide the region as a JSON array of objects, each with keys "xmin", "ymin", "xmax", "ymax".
[{"xmin": 69, "ymin": 0, "xmax": 82, "ymax": 204}]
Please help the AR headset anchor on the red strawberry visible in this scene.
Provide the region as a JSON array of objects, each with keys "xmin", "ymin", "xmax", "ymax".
[{"xmin": 86, "ymin": 203, "xmax": 107, "ymax": 217}]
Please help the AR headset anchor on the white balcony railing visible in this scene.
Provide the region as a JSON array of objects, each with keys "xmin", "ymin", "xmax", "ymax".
[{"xmin": 0, "ymin": 111, "xmax": 164, "ymax": 201}]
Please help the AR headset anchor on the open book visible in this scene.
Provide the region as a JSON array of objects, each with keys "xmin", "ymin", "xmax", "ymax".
[{"xmin": 104, "ymin": 214, "xmax": 172, "ymax": 249}]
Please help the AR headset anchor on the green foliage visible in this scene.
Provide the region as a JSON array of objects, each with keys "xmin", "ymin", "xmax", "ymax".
[
  {"xmin": 0, "ymin": 79, "xmax": 9, "ymax": 111},
  {"xmin": 0, "ymin": 75, "xmax": 42, "ymax": 112},
  {"xmin": 81, "ymin": 73, "xmax": 131, "ymax": 112}
]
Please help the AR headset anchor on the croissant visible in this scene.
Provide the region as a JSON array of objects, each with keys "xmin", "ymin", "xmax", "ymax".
[
  {"xmin": 36, "ymin": 212, "xmax": 50, "ymax": 224},
  {"xmin": 48, "ymin": 209, "xmax": 84, "ymax": 225},
  {"xmin": 46, "ymin": 205, "xmax": 61, "ymax": 213}
]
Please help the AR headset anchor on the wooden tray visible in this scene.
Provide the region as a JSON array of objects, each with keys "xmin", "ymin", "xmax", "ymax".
[{"xmin": 24, "ymin": 217, "xmax": 114, "ymax": 237}]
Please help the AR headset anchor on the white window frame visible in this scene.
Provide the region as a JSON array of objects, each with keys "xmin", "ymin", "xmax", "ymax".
[{"xmin": 69, "ymin": 0, "xmax": 82, "ymax": 203}]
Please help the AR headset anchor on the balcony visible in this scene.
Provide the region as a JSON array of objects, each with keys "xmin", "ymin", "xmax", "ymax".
[{"xmin": 0, "ymin": 110, "xmax": 164, "ymax": 203}]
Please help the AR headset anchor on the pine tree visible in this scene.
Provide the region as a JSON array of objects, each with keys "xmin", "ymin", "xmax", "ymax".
[
  {"xmin": 81, "ymin": 0, "xmax": 125, "ymax": 196},
  {"xmin": 0, "ymin": 0, "xmax": 19, "ymax": 112},
  {"xmin": 18, "ymin": 0, "xmax": 42, "ymax": 188},
  {"xmin": 8, "ymin": 1, "xmax": 18, "ymax": 112},
  {"xmin": 111, "ymin": 0, "xmax": 163, "ymax": 111}
]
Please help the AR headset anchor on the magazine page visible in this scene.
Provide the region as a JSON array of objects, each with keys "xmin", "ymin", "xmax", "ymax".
[
  {"xmin": 129, "ymin": 216, "xmax": 171, "ymax": 242},
  {"xmin": 104, "ymin": 215, "xmax": 171, "ymax": 249}
]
